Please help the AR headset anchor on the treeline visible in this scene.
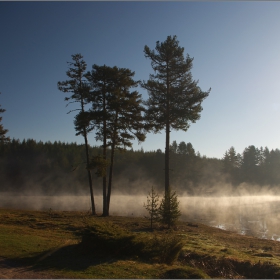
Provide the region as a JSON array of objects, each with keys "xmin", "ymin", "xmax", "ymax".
[
  {"xmin": 0, "ymin": 139, "xmax": 90, "ymax": 195},
  {"xmin": 1, "ymin": 139, "xmax": 280, "ymax": 196},
  {"xmin": 222, "ymin": 145, "xmax": 280, "ymax": 187}
]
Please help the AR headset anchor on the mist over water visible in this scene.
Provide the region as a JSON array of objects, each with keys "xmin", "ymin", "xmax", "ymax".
[
  {"xmin": 0, "ymin": 193, "xmax": 148, "ymax": 215},
  {"xmin": 2, "ymin": 193, "xmax": 280, "ymax": 241},
  {"xmin": 180, "ymin": 195, "xmax": 280, "ymax": 240}
]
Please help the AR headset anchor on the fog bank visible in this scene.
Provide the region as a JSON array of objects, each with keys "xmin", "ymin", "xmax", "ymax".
[{"xmin": 2, "ymin": 193, "xmax": 280, "ymax": 240}]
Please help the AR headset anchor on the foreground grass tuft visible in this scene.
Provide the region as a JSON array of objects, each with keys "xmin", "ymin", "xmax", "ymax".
[{"xmin": 80, "ymin": 219, "xmax": 183, "ymax": 264}]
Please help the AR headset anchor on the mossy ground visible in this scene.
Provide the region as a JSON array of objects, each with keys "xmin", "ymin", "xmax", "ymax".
[{"xmin": 1, "ymin": 208, "xmax": 280, "ymax": 278}]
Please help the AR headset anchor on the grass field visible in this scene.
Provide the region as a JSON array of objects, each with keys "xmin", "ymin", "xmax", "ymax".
[{"xmin": 1, "ymin": 208, "xmax": 280, "ymax": 278}]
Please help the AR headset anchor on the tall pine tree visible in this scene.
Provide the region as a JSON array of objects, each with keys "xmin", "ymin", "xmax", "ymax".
[
  {"xmin": 57, "ymin": 54, "xmax": 96, "ymax": 215},
  {"xmin": 86, "ymin": 65, "xmax": 146, "ymax": 216},
  {"xmin": 85, "ymin": 64, "xmax": 113, "ymax": 216},
  {"xmin": 142, "ymin": 35, "xmax": 210, "ymax": 195}
]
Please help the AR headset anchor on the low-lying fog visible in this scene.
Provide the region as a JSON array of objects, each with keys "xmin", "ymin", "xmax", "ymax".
[{"xmin": 2, "ymin": 193, "xmax": 280, "ymax": 241}]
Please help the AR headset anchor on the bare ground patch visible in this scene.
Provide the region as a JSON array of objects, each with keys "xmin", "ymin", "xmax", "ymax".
[{"xmin": 0, "ymin": 257, "xmax": 59, "ymax": 279}]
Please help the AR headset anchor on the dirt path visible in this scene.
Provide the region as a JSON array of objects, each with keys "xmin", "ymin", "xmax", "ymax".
[{"xmin": 0, "ymin": 240, "xmax": 73, "ymax": 278}]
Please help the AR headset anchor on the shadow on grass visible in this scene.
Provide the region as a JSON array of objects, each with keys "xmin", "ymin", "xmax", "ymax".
[{"xmin": 3, "ymin": 243, "xmax": 122, "ymax": 273}]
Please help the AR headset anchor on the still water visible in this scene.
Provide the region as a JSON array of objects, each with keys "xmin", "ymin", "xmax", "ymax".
[
  {"xmin": 180, "ymin": 196, "xmax": 280, "ymax": 241},
  {"xmin": 1, "ymin": 194, "xmax": 280, "ymax": 240}
]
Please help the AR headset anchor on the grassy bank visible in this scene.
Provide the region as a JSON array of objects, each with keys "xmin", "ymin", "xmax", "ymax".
[{"xmin": 1, "ymin": 208, "xmax": 280, "ymax": 278}]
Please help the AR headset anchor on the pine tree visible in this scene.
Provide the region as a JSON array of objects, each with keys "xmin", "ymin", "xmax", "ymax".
[
  {"xmin": 241, "ymin": 145, "xmax": 261, "ymax": 183},
  {"xmin": 86, "ymin": 65, "xmax": 146, "ymax": 216},
  {"xmin": 158, "ymin": 188, "xmax": 181, "ymax": 229},
  {"xmin": 0, "ymin": 92, "xmax": 10, "ymax": 143},
  {"xmin": 142, "ymin": 35, "xmax": 210, "ymax": 195},
  {"xmin": 85, "ymin": 64, "xmax": 113, "ymax": 216},
  {"xmin": 57, "ymin": 54, "xmax": 96, "ymax": 215},
  {"xmin": 144, "ymin": 186, "xmax": 160, "ymax": 229}
]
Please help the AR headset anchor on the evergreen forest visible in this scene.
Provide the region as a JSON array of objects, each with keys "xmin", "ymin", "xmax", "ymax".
[{"xmin": 1, "ymin": 138, "xmax": 280, "ymax": 196}]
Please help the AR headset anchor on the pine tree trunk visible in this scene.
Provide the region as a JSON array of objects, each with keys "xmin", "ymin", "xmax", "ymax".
[
  {"xmin": 165, "ymin": 122, "xmax": 170, "ymax": 195},
  {"xmin": 107, "ymin": 142, "xmax": 115, "ymax": 216},
  {"xmin": 102, "ymin": 132, "xmax": 108, "ymax": 216},
  {"xmin": 102, "ymin": 88, "xmax": 108, "ymax": 216},
  {"xmin": 83, "ymin": 129, "xmax": 96, "ymax": 215},
  {"xmin": 165, "ymin": 64, "xmax": 171, "ymax": 219},
  {"xmin": 103, "ymin": 177, "xmax": 107, "ymax": 216},
  {"xmin": 102, "ymin": 88, "xmax": 108, "ymax": 217},
  {"xmin": 106, "ymin": 111, "xmax": 118, "ymax": 216},
  {"xmin": 165, "ymin": 64, "xmax": 170, "ymax": 195}
]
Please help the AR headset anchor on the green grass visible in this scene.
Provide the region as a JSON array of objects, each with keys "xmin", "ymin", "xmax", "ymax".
[{"xmin": 1, "ymin": 208, "xmax": 280, "ymax": 278}]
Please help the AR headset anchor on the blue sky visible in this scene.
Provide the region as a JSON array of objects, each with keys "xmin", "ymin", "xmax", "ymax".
[{"xmin": 1, "ymin": 1, "xmax": 280, "ymax": 159}]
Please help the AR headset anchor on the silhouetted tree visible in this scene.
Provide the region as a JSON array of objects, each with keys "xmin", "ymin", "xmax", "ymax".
[
  {"xmin": 222, "ymin": 146, "xmax": 241, "ymax": 184},
  {"xmin": 106, "ymin": 67, "xmax": 146, "ymax": 215},
  {"xmin": 261, "ymin": 148, "xmax": 280, "ymax": 185},
  {"xmin": 241, "ymin": 145, "xmax": 260, "ymax": 183},
  {"xmin": 177, "ymin": 141, "xmax": 188, "ymax": 155},
  {"xmin": 170, "ymin": 140, "xmax": 178, "ymax": 154},
  {"xmin": 0, "ymin": 93, "xmax": 10, "ymax": 143},
  {"xmin": 142, "ymin": 35, "xmax": 210, "ymax": 196},
  {"xmin": 58, "ymin": 54, "xmax": 96, "ymax": 215},
  {"xmin": 178, "ymin": 141, "xmax": 195, "ymax": 156},
  {"xmin": 86, "ymin": 65, "xmax": 146, "ymax": 216},
  {"xmin": 85, "ymin": 64, "xmax": 114, "ymax": 216}
]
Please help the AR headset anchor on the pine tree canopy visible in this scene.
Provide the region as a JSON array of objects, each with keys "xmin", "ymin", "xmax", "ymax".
[
  {"xmin": 86, "ymin": 65, "xmax": 146, "ymax": 150},
  {"xmin": 0, "ymin": 92, "xmax": 10, "ymax": 143},
  {"xmin": 142, "ymin": 35, "xmax": 211, "ymax": 132}
]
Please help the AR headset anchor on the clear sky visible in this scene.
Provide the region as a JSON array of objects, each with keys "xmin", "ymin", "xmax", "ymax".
[{"xmin": 1, "ymin": 1, "xmax": 280, "ymax": 159}]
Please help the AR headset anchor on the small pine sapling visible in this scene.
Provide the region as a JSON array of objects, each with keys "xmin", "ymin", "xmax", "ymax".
[
  {"xmin": 144, "ymin": 186, "xmax": 160, "ymax": 229},
  {"xmin": 158, "ymin": 188, "xmax": 181, "ymax": 229}
]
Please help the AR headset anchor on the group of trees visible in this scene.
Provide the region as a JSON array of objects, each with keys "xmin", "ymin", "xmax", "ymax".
[
  {"xmin": 0, "ymin": 139, "xmax": 93, "ymax": 195},
  {"xmin": 57, "ymin": 35, "xmax": 210, "ymax": 217},
  {"xmin": 144, "ymin": 186, "xmax": 181, "ymax": 229},
  {"xmin": 58, "ymin": 55, "xmax": 147, "ymax": 216},
  {"xmin": 1, "ymin": 139, "xmax": 280, "ymax": 196},
  {"xmin": 222, "ymin": 145, "xmax": 280, "ymax": 187}
]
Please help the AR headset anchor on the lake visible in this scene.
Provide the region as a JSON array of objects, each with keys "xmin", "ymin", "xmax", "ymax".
[{"xmin": 1, "ymin": 193, "xmax": 280, "ymax": 240}]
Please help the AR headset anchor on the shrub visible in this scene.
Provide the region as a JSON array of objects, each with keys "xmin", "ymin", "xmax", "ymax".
[
  {"xmin": 158, "ymin": 188, "xmax": 181, "ymax": 228},
  {"xmin": 143, "ymin": 232, "xmax": 184, "ymax": 264},
  {"xmin": 143, "ymin": 186, "xmax": 160, "ymax": 229}
]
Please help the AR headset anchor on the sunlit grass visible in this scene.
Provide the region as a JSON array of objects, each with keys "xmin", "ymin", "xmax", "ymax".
[{"xmin": 1, "ymin": 208, "xmax": 280, "ymax": 278}]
